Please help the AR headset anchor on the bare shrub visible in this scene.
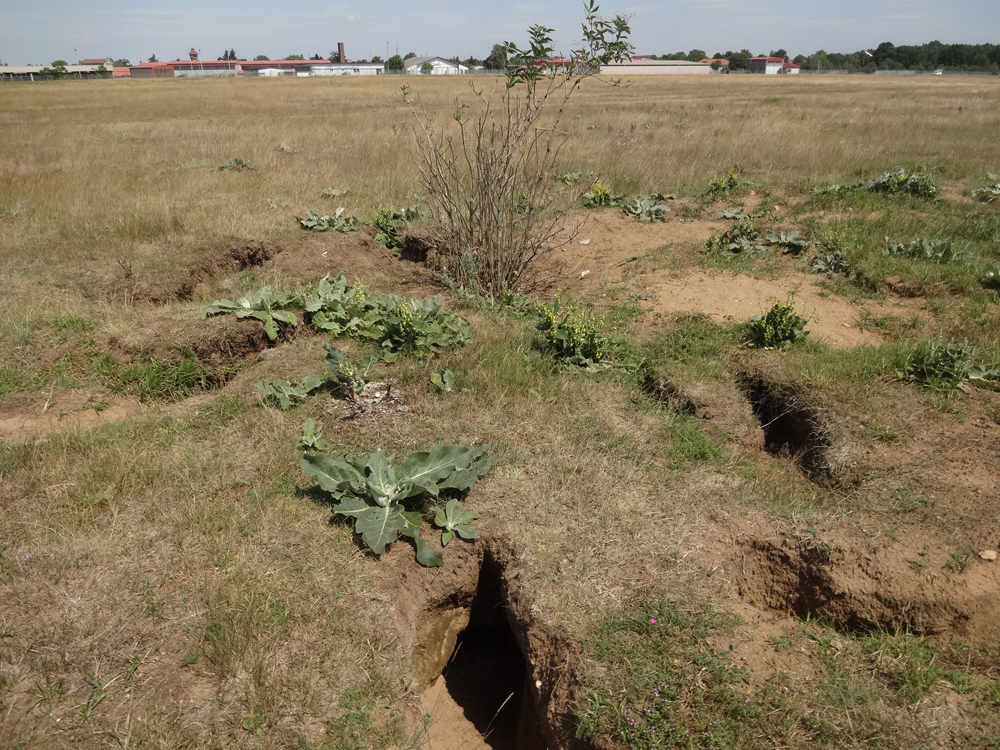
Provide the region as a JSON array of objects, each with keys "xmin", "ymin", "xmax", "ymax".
[{"xmin": 401, "ymin": 1, "xmax": 632, "ymax": 295}]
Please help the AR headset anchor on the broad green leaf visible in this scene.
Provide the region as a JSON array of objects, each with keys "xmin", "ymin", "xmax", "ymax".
[
  {"xmin": 332, "ymin": 495, "xmax": 368, "ymax": 518},
  {"xmin": 302, "ymin": 453, "xmax": 365, "ymax": 498},
  {"xmin": 441, "ymin": 529, "xmax": 455, "ymax": 546},
  {"xmin": 397, "ymin": 445, "xmax": 484, "ymax": 497},
  {"xmin": 399, "ymin": 511, "xmax": 443, "ymax": 566},
  {"xmin": 365, "ymin": 449, "xmax": 399, "ymax": 507},
  {"xmin": 354, "ymin": 504, "xmax": 407, "ymax": 554},
  {"xmin": 263, "ymin": 314, "xmax": 279, "ymax": 341},
  {"xmin": 437, "ymin": 454, "xmax": 495, "ymax": 493},
  {"xmin": 455, "ymin": 525, "xmax": 478, "ymax": 540}
]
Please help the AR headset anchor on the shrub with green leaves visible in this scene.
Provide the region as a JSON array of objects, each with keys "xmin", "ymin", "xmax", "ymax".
[
  {"xmin": 301, "ymin": 445, "xmax": 494, "ymax": 566},
  {"xmin": 298, "ymin": 208, "xmax": 360, "ymax": 233},
  {"xmin": 704, "ymin": 169, "xmax": 740, "ymax": 199},
  {"xmin": 623, "ymin": 194, "xmax": 671, "ymax": 222},
  {"xmin": 765, "ymin": 230, "xmax": 810, "ymax": 254},
  {"xmin": 746, "ymin": 300, "xmax": 808, "ymax": 350},
  {"xmin": 371, "ymin": 204, "xmax": 418, "ymax": 249},
  {"xmin": 203, "ymin": 287, "xmax": 299, "ymax": 341},
  {"xmin": 583, "ymin": 181, "xmax": 625, "ymax": 208},
  {"xmin": 898, "ymin": 339, "xmax": 999, "ymax": 392},
  {"xmin": 884, "ymin": 237, "xmax": 958, "ymax": 264},
  {"xmin": 532, "ymin": 295, "xmax": 611, "ymax": 367},
  {"xmin": 256, "ymin": 375, "xmax": 323, "ymax": 409}
]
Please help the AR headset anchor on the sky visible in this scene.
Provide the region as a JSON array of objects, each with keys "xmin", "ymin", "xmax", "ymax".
[{"xmin": 0, "ymin": 0, "xmax": 998, "ymax": 66}]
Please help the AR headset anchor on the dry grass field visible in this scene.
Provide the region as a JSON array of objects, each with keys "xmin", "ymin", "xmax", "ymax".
[{"xmin": 2, "ymin": 74, "xmax": 1000, "ymax": 750}]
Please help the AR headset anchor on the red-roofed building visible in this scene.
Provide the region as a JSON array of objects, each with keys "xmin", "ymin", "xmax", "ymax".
[
  {"xmin": 112, "ymin": 66, "xmax": 132, "ymax": 78},
  {"xmin": 79, "ymin": 57, "xmax": 113, "ymax": 67},
  {"xmin": 783, "ymin": 61, "xmax": 800, "ymax": 74},
  {"xmin": 747, "ymin": 56, "xmax": 784, "ymax": 74}
]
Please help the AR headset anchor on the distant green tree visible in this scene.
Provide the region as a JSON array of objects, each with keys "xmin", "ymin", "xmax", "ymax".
[
  {"xmin": 96, "ymin": 64, "xmax": 111, "ymax": 78},
  {"xmin": 371, "ymin": 55, "xmax": 384, "ymax": 64},
  {"xmin": 51, "ymin": 59, "xmax": 67, "ymax": 67},
  {"xmin": 462, "ymin": 56, "xmax": 481, "ymax": 67},
  {"xmin": 113, "ymin": 58, "xmax": 131, "ymax": 67},
  {"xmin": 254, "ymin": 55, "xmax": 270, "ymax": 61},
  {"xmin": 286, "ymin": 54, "xmax": 305, "ymax": 60},
  {"xmin": 484, "ymin": 44, "xmax": 507, "ymax": 69},
  {"xmin": 770, "ymin": 48, "xmax": 787, "ymax": 60},
  {"xmin": 404, "ymin": 52, "xmax": 416, "ymax": 60},
  {"xmin": 421, "ymin": 61, "xmax": 434, "ymax": 74},
  {"xmin": 148, "ymin": 54, "xmax": 158, "ymax": 62},
  {"xmin": 310, "ymin": 53, "xmax": 323, "ymax": 60},
  {"xmin": 385, "ymin": 54, "xmax": 404, "ymax": 71},
  {"xmin": 686, "ymin": 49, "xmax": 706, "ymax": 61}
]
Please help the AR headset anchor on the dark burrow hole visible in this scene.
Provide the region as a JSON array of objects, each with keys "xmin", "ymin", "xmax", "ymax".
[
  {"xmin": 737, "ymin": 372, "xmax": 832, "ymax": 481},
  {"xmin": 422, "ymin": 553, "xmax": 545, "ymax": 750}
]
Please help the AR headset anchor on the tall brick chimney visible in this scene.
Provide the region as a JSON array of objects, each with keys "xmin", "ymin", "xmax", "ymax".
[{"xmin": 337, "ymin": 42, "xmax": 346, "ymax": 63}]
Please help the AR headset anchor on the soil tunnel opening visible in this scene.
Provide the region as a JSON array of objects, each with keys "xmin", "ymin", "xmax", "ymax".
[
  {"xmin": 736, "ymin": 372, "xmax": 832, "ymax": 482},
  {"xmin": 416, "ymin": 552, "xmax": 545, "ymax": 750}
]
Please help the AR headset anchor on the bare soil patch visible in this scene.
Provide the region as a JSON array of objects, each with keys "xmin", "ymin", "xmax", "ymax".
[
  {"xmin": 641, "ymin": 269, "xmax": 911, "ymax": 348},
  {"xmin": 0, "ymin": 388, "xmax": 141, "ymax": 443},
  {"xmin": 114, "ymin": 239, "xmax": 282, "ymax": 305}
]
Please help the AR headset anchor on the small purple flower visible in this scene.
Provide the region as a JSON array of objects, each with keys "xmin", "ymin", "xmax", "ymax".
[{"xmin": 649, "ymin": 617, "xmax": 658, "ymax": 624}]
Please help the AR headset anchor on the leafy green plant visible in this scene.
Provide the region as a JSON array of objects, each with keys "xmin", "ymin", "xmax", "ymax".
[
  {"xmin": 884, "ymin": 237, "xmax": 958, "ymax": 263},
  {"xmin": 623, "ymin": 194, "xmax": 671, "ymax": 222},
  {"xmin": 583, "ymin": 181, "xmax": 625, "ymax": 208},
  {"xmin": 531, "ymin": 295, "xmax": 611, "ymax": 368},
  {"xmin": 433, "ymin": 498, "xmax": 480, "ymax": 546},
  {"xmin": 981, "ymin": 263, "xmax": 1000, "ymax": 290},
  {"xmin": 218, "ymin": 158, "xmax": 254, "ymax": 171},
  {"xmin": 304, "ymin": 272, "xmax": 472, "ymax": 357},
  {"xmin": 553, "ymin": 171, "xmax": 588, "ymax": 184},
  {"xmin": 301, "ymin": 445, "xmax": 494, "ymax": 566},
  {"xmin": 704, "ymin": 169, "xmax": 740, "ymax": 199},
  {"xmin": 706, "ymin": 215, "xmax": 766, "ymax": 254},
  {"xmin": 324, "ymin": 345, "xmax": 368, "ymax": 399},
  {"xmin": 945, "ymin": 546, "xmax": 974, "ymax": 573},
  {"xmin": 371, "ymin": 204, "xmax": 418, "ymax": 249},
  {"xmin": 865, "ymin": 167, "xmax": 937, "ymax": 197},
  {"xmin": 430, "ymin": 369, "xmax": 455, "ymax": 392},
  {"xmin": 971, "ymin": 176, "xmax": 1000, "ymax": 204},
  {"xmin": 898, "ymin": 339, "xmax": 999, "ymax": 392},
  {"xmin": 298, "ymin": 208, "xmax": 361, "ymax": 233},
  {"xmin": 812, "ymin": 167, "xmax": 937, "ymax": 198},
  {"xmin": 765, "ymin": 230, "xmax": 810, "ymax": 254},
  {"xmin": 713, "ymin": 208, "xmax": 744, "ymax": 220},
  {"xmin": 811, "ymin": 249, "xmax": 851, "ymax": 276},
  {"xmin": 746, "ymin": 300, "xmax": 809, "ymax": 350},
  {"xmin": 305, "ymin": 271, "xmax": 472, "ymax": 361},
  {"xmin": 298, "ymin": 418, "xmax": 327, "ymax": 452},
  {"xmin": 255, "ymin": 375, "xmax": 323, "ymax": 410},
  {"xmin": 203, "ymin": 287, "xmax": 299, "ymax": 341}
]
